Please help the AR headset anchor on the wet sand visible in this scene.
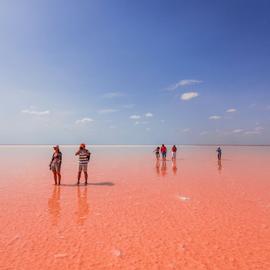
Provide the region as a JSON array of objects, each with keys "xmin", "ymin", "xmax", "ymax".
[{"xmin": 0, "ymin": 145, "xmax": 269, "ymax": 270}]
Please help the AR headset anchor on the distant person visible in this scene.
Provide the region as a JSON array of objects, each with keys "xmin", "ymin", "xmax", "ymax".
[
  {"xmin": 171, "ymin": 145, "xmax": 177, "ymax": 160},
  {"xmin": 161, "ymin": 144, "xmax": 167, "ymax": 160},
  {"xmin": 76, "ymin": 144, "xmax": 91, "ymax": 185},
  {"xmin": 153, "ymin": 146, "xmax": 160, "ymax": 160},
  {"xmin": 49, "ymin": 145, "xmax": 62, "ymax": 185},
  {"xmin": 216, "ymin": 147, "xmax": 222, "ymax": 160}
]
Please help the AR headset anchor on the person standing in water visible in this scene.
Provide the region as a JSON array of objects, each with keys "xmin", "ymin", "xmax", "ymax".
[
  {"xmin": 49, "ymin": 145, "xmax": 62, "ymax": 185},
  {"xmin": 216, "ymin": 147, "xmax": 222, "ymax": 160},
  {"xmin": 160, "ymin": 144, "xmax": 167, "ymax": 160},
  {"xmin": 76, "ymin": 143, "xmax": 91, "ymax": 185},
  {"xmin": 171, "ymin": 145, "xmax": 177, "ymax": 160},
  {"xmin": 153, "ymin": 146, "xmax": 160, "ymax": 160}
]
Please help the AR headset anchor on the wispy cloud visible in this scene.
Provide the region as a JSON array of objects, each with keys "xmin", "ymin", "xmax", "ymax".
[
  {"xmin": 226, "ymin": 108, "xmax": 237, "ymax": 113},
  {"xmin": 244, "ymin": 126, "xmax": 264, "ymax": 135},
  {"xmin": 167, "ymin": 79, "xmax": 203, "ymax": 91},
  {"xmin": 209, "ymin": 115, "xmax": 221, "ymax": 120},
  {"xmin": 130, "ymin": 115, "xmax": 141, "ymax": 120},
  {"xmin": 200, "ymin": 131, "xmax": 209, "ymax": 135},
  {"xmin": 75, "ymin": 117, "xmax": 94, "ymax": 124},
  {"xmin": 181, "ymin": 92, "xmax": 199, "ymax": 101},
  {"xmin": 182, "ymin": 128, "xmax": 191, "ymax": 132},
  {"xmin": 255, "ymin": 126, "xmax": 264, "ymax": 131},
  {"xmin": 101, "ymin": 92, "xmax": 124, "ymax": 98},
  {"xmin": 98, "ymin": 109, "xmax": 118, "ymax": 114},
  {"xmin": 21, "ymin": 109, "xmax": 50, "ymax": 116},
  {"xmin": 232, "ymin": 129, "xmax": 243, "ymax": 133},
  {"xmin": 145, "ymin": 112, "xmax": 153, "ymax": 117}
]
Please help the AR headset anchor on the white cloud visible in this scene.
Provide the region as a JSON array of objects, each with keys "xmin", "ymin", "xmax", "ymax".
[
  {"xmin": 182, "ymin": 128, "xmax": 190, "ymax": 132},
  {"xmin": 146, "ymin": 127, "xmax": 151, "ymax": 131},
  {"xmin": 134, "ymin": 121, "xmax": 140, "ymax": 125},
  {"xmin": 130, "ymin": 115, "xmax": 141, "ymax": 120},
  {"xmin": 226, "ymin": 108, "xmax": 237, "ymax": 113},
  {"xmin": 209, "ymin": 115, "xmax": 221, "ymax": 120},
  {"xmin": 102, "ymin": 92, "xmax": 124, "ymax": 98},
  {"xmin": 181, "ymin": 92, "xmax": 199, "ymax": 101},
  {"xmin": 145, "ymin": 112, "xmax": 153, "ymax": 117},
  {"xmin": 21, "ymin": 109, "xmax": 50, "ymax": 116},
  {"xmin": 98, "ymin": 109, "xmax": 118, "ymax": 114},
  {"xmin": 232, "ymin": 129, "xmax": 243, "ymax": 133},
  {"xmin": 255, "ymin": 126, "xmax": 264, "ymax": 131},
  {"xmin": 75, "ymin": 117, "xmax": 94, "ymax": 124},
  {"xmin": 167, "ymin": 79, "xmax": 202, "ymax": 91}
]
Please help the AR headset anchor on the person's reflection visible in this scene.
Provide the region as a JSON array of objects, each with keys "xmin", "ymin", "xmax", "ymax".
[
  {"xmin": 48, "ymin": 186, "xmax": 61, "ymax": 225},
  {"xmin": 155, "ymin": 159, "xmax": 160, "ymax": 176},
  {"xmin": 172, "ymin": 159, "xmax": 177, "ymax": 175},
  {"xmin": 218, "ymin": 159, "xmax": 222, "ymax": 173},
  {"xmin": 76, "ymin": 186, "xmax": 89, "ymax": 225},
  {"xmin": 161, "ymin": 159, "xmax": 167, "ymax": 176}
]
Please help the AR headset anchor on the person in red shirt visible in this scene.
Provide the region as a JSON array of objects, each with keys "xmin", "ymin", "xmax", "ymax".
[
  {"xmin": 171, "ymin": 145, "xmax": 177, "ymax": 160},
  {"xmin": 160, "ymin": 144, "xmax": 167, "ymax": 160}
]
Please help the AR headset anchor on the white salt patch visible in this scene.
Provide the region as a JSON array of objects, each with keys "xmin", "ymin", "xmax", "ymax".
[
  {"xmin": 111, "ymin": 248, "xmax": 122, "ymax": 257},
  {"xmin": 177, "ymin": 195, "xmax": 190, "ymax": 202}
]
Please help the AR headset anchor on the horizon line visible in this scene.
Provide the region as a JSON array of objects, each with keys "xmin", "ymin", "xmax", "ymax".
[{"xmin": 0, "ymin": 144, "xmax": 270, "ymax": 147}]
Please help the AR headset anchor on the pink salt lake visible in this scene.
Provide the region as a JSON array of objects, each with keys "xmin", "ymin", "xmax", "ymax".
[{"xmin": 0, "ymin": 145, "xmax": 269, "ymax": 270}]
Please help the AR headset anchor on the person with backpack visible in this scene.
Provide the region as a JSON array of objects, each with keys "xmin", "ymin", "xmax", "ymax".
[{"xmin": 75, "ymin": 143, "xmax": 91, "ymax": 185}]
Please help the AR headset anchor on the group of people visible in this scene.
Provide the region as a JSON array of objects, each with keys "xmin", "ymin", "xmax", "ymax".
[
  {"xmin": 153, "ymin": 144, "xmax": 177, "ymax": 160},
  {"xmin": 153, "ymin": 145, "xmax": 222, "ymax": 161},
  {"xmin": 49, "ymin": 144, "xmax": 91, "ymax": 186},
  {"xmin": 49, "ymin": 144, "xmax": 223, "ymax": 185}
]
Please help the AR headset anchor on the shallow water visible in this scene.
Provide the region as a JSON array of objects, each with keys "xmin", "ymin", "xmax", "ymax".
[{"xmin": 0, "ymin": 145, "xmax": 269, "ymax": 269}]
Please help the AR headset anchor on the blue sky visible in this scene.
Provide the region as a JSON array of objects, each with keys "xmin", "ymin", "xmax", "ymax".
[{"xmin": 0, "ymin": 0, "xmax": 270, "ymax": 144}]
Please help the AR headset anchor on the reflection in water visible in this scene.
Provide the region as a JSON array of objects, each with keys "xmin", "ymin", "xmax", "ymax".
[
  {"xmin": 172, "ymin": 159, "xmax": 177, "ymax": 175},
  {"xmin": 76, "ymin": 186, "xmax": 89, "ymax": 225},
  {"xmin": 218, "ymin": 159, "xmax": 222, "ymax": 173},
  {"xmin": 155, "ymin": 159, "xmax": 160, "ymax": 176},
  {"xmin": 161, "ymin": 160, "xmax": 167, "ymax": 176},
  {"xmin": 48, "ymin": 186, "xmax": 61, "ymax": 225}
]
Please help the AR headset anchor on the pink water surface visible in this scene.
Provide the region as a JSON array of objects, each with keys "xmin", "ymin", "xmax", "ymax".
[{"xmin": 0, "ymin": 145, "xmax": 269, "ymax": 270}]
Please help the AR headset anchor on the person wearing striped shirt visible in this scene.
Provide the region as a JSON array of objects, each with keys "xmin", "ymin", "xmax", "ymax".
[{"xmin": 75, "ymin": 143, "xmax": 91, "ymax": 185}]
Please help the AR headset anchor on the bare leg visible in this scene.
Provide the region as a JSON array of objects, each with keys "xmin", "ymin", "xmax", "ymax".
[
  {"xmin": 57, "ymin": 172, "xmax": 61, "ymax": 185},
  {"xmin": 77, "ymin": 171, "xmax": 81, "ymax": 185},
  {"xmin": 53, "ymin": 171, "xmax": 57, "ymax": 185},
  {"xmin": 84, "ymin": 171, "xmax": 88, "ymax": 185}
]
